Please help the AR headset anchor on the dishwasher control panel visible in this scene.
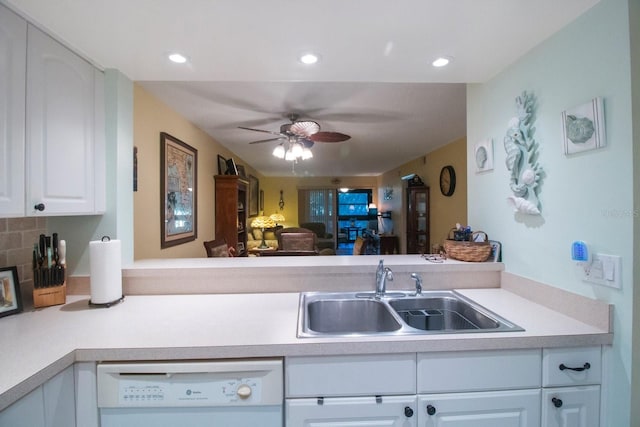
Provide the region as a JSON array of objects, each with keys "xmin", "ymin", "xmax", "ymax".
[
  {"xmin": 97, "ymin": 359, "xmax": 282, "ymax": 408},
  {"xmin": 118, "ymin": 376, "xmax": 262, "ymax": 405}
]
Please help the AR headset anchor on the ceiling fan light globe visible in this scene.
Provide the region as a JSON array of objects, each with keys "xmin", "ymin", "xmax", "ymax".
[
  {"xmin": 272, "ymin": 144, "xmax": 286, "ymax": 158},
  {"xmin": 285, "ymin": 149, "xmax": 296, "ymax": 161},
  {"xmin": 302, "ymin": 148, "xmax": 313, "ymax": 160},
  {"xmin": 292, "ymin": 143, "xmax": 304, "ymax": 158}
]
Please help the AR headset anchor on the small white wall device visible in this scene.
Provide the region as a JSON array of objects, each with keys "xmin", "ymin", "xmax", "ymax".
[{"xmin": 571, "ymin": 241, "xmax": 591, "ymax": 264}]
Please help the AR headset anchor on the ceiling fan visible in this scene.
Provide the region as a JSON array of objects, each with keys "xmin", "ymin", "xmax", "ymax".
[{"xmin": 239, "ymin": 114, "xmax": 351, "ymax": 147}]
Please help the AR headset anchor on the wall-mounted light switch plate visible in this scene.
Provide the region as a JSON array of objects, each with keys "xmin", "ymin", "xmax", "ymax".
[{"xmin": 582, "ymin": 253, "xmax": 621, "ymax": 289}]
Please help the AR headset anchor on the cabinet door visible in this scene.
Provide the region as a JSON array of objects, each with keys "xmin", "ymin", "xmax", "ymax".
[
  {"xmin": 286, "ymin": 396, "xmax": 418, "ymax": 427},
  {"xmin": 43, "ymin": 365, "xmax": 76, "ymax": 427},
  {"xmin": 418, "ymin": 389, "xmax": 541, "ymax": 427},
  {"xmin": 542, "ymin": 386, "xmax": 599, "ymax": 427},
  {"xmin": 0, "ymin": 386, "xmax": 46, "ymax": 427},
  {"xmin": 407, "ymin": 187, "xmax": 429, "ymax": 254},
  {"xmin": 26, "ymin": 24, "xmax": 98, "ymax": 215},
  {"xmin": 0, "ymin": 4, "xmax": 26, "ymax": 217}
]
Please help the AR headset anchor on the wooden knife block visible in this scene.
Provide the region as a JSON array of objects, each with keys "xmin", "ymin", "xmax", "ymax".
[{"xmin": 33, "ymin": 282, "xmax": 66, "ymax": 308}]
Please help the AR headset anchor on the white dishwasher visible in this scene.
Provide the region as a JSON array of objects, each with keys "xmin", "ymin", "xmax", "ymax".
[{"xmin": 97, "ymin": 358, "xmax": 283, "ymax": 427}]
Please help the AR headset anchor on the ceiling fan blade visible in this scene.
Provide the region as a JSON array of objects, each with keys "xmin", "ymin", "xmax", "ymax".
[
  {"xmin": 249, "ymin": 137, "xmax": 285, "ymax": 144},
  {"xmin": 309, "ymin": 132, "xmax": 351, "ymax": 143},
  {"xmin": 238, "ymin": 126, "xmax": 283, "ymax": 137}
]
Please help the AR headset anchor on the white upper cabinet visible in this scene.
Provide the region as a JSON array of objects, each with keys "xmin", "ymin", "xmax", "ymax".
[
  {"xmin": 26, "ymin": 24, "xmax": 105, "ymax": 216},
  {"xmin": 0, "ymin": 4, "xmax": 27, "ymax": 217},
  {"xmin": 0, "ymin": 5, "xmax": 105, "ymax": 218}
]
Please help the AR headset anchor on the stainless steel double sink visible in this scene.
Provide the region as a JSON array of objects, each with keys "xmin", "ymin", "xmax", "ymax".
[{"xmin": 297, "ymin": 290, "xmax": 523, "ymax": 338}]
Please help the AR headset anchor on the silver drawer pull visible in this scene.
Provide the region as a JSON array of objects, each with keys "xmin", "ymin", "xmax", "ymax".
[{"xmin": 559, "ymin": 362, "xmax": 591, "ymax": 372}]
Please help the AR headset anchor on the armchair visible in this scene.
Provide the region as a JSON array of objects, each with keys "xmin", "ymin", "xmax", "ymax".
[
  {"xmin": 299, "ymin": 222, "xmax": 334, "ymax": 250},
  {"xmin": 203, "ymin": 238, "xmax": 236, "ymax": 257}
]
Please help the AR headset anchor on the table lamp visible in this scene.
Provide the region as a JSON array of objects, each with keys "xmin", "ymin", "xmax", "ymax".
[
  {"xmin": 269, "ymin": 213, "xmax": 285, "ymax": 227},
  {"xmin": 250, "ymin": 216, "xmax": 276, "ymax": 249}
]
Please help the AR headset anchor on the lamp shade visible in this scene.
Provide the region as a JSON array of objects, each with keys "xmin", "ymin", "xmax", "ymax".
[
  {"xmin": 250, "ymin": 216, "xmax": 276, "ymax": 229},
  {"xmin": 270, "ymin": 213, "xmax": 285, "ymax": 223}
]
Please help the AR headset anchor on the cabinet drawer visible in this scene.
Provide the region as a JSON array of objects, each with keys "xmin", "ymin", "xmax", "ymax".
[
  {"xmin": 285, "ymin": 354, "xmax": 416, "ymax": 397},
  {"xmin": 417, "ymin": 349, "xmax": 541, "ymax": 393},
  {"xmin": 542, "ymin": 347, "xmax": 601, "ymax": 387}
]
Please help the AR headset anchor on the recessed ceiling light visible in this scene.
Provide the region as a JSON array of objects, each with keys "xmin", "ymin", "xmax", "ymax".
[
  {"xmin": 432, "ymin": 56, "xmax": 452, "ymax": 67},
  {"xmin": 299, "ymin": 53, "xmax": 319, "ymax": 65},
  {"xmin": 168, "ymin": 53, "xmax": 188, "ymax": 64}
]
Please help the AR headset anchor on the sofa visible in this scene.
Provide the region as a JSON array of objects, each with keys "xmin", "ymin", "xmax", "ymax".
[{"xmin": 299, "ymin": 222, "xmax": 335, "ymax": 250}]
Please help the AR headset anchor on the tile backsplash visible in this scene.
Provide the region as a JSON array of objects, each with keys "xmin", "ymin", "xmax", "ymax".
[{"xmin": 0, "ymin": 217, "xmax": 47, "ymax": 307}]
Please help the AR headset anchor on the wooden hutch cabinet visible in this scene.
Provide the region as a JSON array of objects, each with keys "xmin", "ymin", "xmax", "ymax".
[
  {"xmin": 215, "ymin": 175, "xmax": 249, "ymax": 256},
  {"xmin": 406, "ymin": 186, "xmax": 430, "ymax": 254}
]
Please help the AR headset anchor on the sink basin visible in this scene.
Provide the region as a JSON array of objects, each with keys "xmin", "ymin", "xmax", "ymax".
[
  {"xmin": 297, "ymin": 291, "xmax": 523, "ymax": 338},
  {"xmin": 306, "ymin": 299, "xmax": 402, "ymax": 334},
  {"xmin": 389, "ymin": 296, "xmax": 502, "ymax": 331}
]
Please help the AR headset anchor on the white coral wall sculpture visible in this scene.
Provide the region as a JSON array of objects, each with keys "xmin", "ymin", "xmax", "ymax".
[{"xmin": 503, "ymin": 91, "xmax": 543, "ymax": 215}]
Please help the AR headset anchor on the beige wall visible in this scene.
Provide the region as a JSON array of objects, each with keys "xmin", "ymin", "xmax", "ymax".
[
  {"xmin": 378, "ymin": 137, "xmax": 467, "ymax": 253},
  {"xmin": 425, "ymin": 137, "xmax": 467, "ymax": 247},
  {"xmin": 133, "ymin": 84, "xmax": 259, "ymax": 259}
]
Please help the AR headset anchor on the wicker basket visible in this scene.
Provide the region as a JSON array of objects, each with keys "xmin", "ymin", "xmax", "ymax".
[{"xmin": 443, "ymin": 230, "xmax": 492, "ymax": 262}]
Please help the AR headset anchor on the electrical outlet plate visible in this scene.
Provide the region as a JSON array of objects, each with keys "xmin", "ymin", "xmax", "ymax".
[{"xmin": 581, "ymin": 253, "xmax": 621, "ymax": 289}]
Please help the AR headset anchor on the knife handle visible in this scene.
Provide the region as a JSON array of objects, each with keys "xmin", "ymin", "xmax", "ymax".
[
  {"xmin": 58, "ymin": 240, "xmax": 66, "ymax": 266},
  {"xmin": 39, "ymin": 234, "xmax": 46, "ymax": 259},
  {"xmin": 52, "ymin": 233, "xmax": 59, "ymax": 262}
]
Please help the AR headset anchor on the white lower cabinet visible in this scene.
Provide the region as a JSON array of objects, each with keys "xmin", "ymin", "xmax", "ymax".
[
  {"xmin": 0, "ymin": 365, "xmax": 75, "ymax": 427},
  {"xmin": 541, "ymin": 347, "xmax": 602, "ymax": 427},
  {"xmin": 285, "ymin": 354, "xmax": 417, "ymax": 426},
  {"xmin": 285, "ymin": 347, "xmax": 603, "ymax": 427},
  {"xmin": 418, "ymin": 389, "xmax": 541, "ymax": 427},
  {"xmin": 0, "ymin": 386, "xmax": 46, "ymax": 427},
  {"xmin": 286, "ymin": 395, "xmax": 418, "ymax": 426}
]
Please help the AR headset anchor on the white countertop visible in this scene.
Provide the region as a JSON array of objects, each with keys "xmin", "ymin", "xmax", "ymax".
[{"xmin": 0, "ymin": 287, "xmax": 611, "ymax": 411}]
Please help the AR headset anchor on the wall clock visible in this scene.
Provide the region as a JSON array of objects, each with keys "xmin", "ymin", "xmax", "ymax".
[{"xmin": 439, "ymin": 165, "xmax": 456, "ymax": 197}]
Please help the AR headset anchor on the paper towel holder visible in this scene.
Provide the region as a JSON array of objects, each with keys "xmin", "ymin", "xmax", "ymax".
[
  {"xmin": 89, "ymin": 295, "xmax": 124, "ymax": 308},
  {"xmin": 88, "ymin": 235, "xmax": 125, "ymax": 308}
]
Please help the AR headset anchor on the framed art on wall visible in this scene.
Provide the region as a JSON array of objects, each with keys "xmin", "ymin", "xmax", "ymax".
[
  {"xmin": 0, "ymin": 266, "xmax": 23, "ymax": 318},
  {"xmin": 474, "ymin": 139, "xmax": 494, "ymax": 172},
  {"xmin": 249, "ymin": 175, "xmax": 259, "ymax": 217},
  {"xmin": 160, "ymin": 132, "xmax": 197, "ymax": 248},
  {"xmin": 561, "ymin": 97, "xmax": 606, "ymax": 155}
]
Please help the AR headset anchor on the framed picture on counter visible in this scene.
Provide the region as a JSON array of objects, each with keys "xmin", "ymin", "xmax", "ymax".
[
  {"xmin": 487, "ymin": 240, "xmax": 502, "ymax": 262},
  {"xmin": 0, "ymin": 266, "xmax": 23, "ymax": 318}
]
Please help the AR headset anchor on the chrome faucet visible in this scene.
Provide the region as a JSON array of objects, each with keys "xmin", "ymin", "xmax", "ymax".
[
  {"xmin": 375, "ymin": 259, "xmax": 393, "ymax": 298},
  {"xmin": 411, "ymin": 273, "xmax": 423, "ymax": 295}
]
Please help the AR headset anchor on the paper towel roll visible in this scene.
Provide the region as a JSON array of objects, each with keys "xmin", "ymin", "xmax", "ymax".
[{"xmin": 89, "ymin": 237, "xmax": 122, "ymax": 304}]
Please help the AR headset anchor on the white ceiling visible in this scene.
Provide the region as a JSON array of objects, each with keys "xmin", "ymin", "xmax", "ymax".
[{"xmin": 5, "ymin": 0, "xmax": 599, "ymax": 177}]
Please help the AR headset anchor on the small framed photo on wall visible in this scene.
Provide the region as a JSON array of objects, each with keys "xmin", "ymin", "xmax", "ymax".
[
  {"xmin": 561, "ymin": 97, "xmax": 606, "ymax": 155},
  {"xmin": 474, "ymin": 138, "xmax": 494, "ymax": 172}
]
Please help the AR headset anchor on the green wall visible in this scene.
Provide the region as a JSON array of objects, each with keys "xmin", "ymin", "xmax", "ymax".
[
  {"xmin": 467, "ymin": 0, "xmax": 635, "ymax": 425},
  {"xmin": 48, "ymin": 70, "xmax": 134, "ymax": 275}
]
